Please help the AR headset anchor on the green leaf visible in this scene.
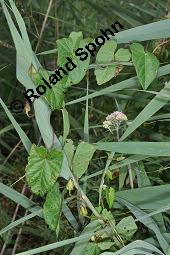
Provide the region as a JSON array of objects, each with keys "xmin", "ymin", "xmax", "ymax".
[
  {"xmin": 64, "ymin": 139, "xmax": 75, "ymax": 167},
  {"xmin": 115, "ymin": 48, "xmax": 131, "ymax": 62},
  {"xmin": 57, "ymin": 32, "xmax": 90, "ymax": 86},
  {"xmin": 43, "ymin": 183, "xmax": 62, "ymax": 232},
  {"xmin": 95, "ymin": 66, "xmax": 117, "ymax": 85},
  {"xmin": 81, "ymin": 243, "xmax": 100, "ymax": 255},
  {"xmin": 97, "ymin": 241, "xmax": 114, "ymax": 251},
  {"xmin": 130, "ymin": 43, "xmax": 159, "ymax": 89},
  {"xmin": 70, "ymin": 220, "xmax": 101, "ymax": 255},
  {"xmin": 101, "ymin": 209, "xmax": 115, "ymax": 224},
  {"xmin": 96, "ymin": 41, "xmax": 117, "ymax": 63},
  {"xmin": 72, "ymin": 142, "xmax": 96, "ymax": 179},
  {"xmin": 26, "ymin": 145, "xmax": 63, "ymax": 195},
  {"xmin": 29, "ymin": 67, "xmax": 65, "ymax": 110},
  {"xmin": 105, "ymin": 187, "xmax": 115, "ymax": 209},
  {"xmin": 95, "ymin": 40, "xmax": 117, "ymax": 85},
  {"xmin": 44, "ymin": 85, "xmax": 65, "ymax": 110},
  {"xmin": 116, "ymin": 216, "xmax": 137, "ymax": 241}
]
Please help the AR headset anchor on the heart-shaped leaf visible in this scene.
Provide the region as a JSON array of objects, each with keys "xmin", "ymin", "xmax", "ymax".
[
  {"xmin": 115, "ymin": 48, "xmax": 131, "ymax": 62},
  {"xmin": 43, "ymin": 183, "xmax": 62, "ymax": 231},
  {"xmin": 72, "ymin": 142, "xmax": 96, "ymax": 179},
  {"xmin": 130, "ymin": 43, "xmax": 159, "ymax": 89},
  {"xmin": 95, "ymin": 40, "xmax": 117, "ymax": 85},
  {"xmin": 26, "ymin": 145, "xmax": 63, "ymax": 196}
]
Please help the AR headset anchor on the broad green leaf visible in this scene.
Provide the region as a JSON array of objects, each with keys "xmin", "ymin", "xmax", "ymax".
[
  {"xmin": 26, "ymin": 145, "xmax": 63, "ymax": 195},
  {"xmin": 57, "ymin": 38, "xmax": 75, "ymax": 85},
  {"xmin": 95, "ymin": 40, "xmax": 117, "ymax": 85},
  {"xmin": 72, "ymin": 142, "xmax": 96, "ymax": 179},
  {"xmin": 116, "ymin": 216, "xmax": 137, "ymax": 241},
  {"xmin": 29, "ymin": 67, "xmax": 65, "ymax": 110},
  {"xmin": 101, "ymin": 209, "xmax": 115, "ymax": 224},
  {"xmin": 130, "ymin": 43, "xmax": 159, "ymax": 89},
  {"xmin": 97, "ymin": 241, "xmax": 114, "ymax": 251},
  {"xmin": 69, "ymin": 32, "xmax": 90, "ymax": 85},
  {"xmin": 81, "ymin": 243, "xmax": 100, "ymax": 255},
  {"xmin": 95, "ymin": 66, "xmax": 117, "ymax": 85},
  {"xmin": 70, "ymin": 220, "xmax": 101, "ymax": 255},
  {"xmin": 57, "ymin": 32, "xmax": 90, "ymax": 86},
  {"xmin": 105, "ymin": 187, "xmax": 115, "ymax": 209},
  {"xmin": 96, "ymin": 41, "xmax": 117, "ymax": 63},
  {"xmin": 115, "ymin": 48, "xmax": 131, "ymax": 62},
  {"xmin": 69, "ymin": 31, "xmax": 83, "ymax": 48},
  {"xmin": 44, "ymin": 85, "xmax": 65, "ymax": 110},
  {"xmin": 43, "ymin": 183, "xmax": 62, "ymax": 231},
  {"xmin": 64, "ymin": 139, "xmax": 75, "ymax": 167}
]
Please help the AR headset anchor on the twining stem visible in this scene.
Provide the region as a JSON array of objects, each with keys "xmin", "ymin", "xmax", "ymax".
[
  {"xmin": 71, "ymin": 174, "xmax": 101, "ymax": 219},
  {"xmin": 99, "ymin": 127, "xmax": 119, "ymax": 205},
  {"xmin": 99, "ymin": 151, "xmax": 115, "ymax": 206}
]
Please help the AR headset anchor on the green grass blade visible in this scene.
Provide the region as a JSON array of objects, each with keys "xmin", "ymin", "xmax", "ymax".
[
  {"xmin": 96, "ymin": 141, "xmax": 170, "ymax": 156},
  {"xmin": 67, "ymin": 64, "xmax": 170, "ymax": 106},
  {"xmin": 0, "ymin": 98, "xmax": 32, "ymax": 153},
  {"xmin": 0, "ymin": 209, "xmax": 42, "ymax": 236},
  {"xmin": 115, "ymin": 19, "xmax": 170, "ymax": 43},
  {"xmin": 0, "ymin": 183, "xmax": 42, "ymax": 214},
  {"xmin": 117, "ymin": 198, "xmax": 169, "ymax": 253},
  {"xmin": 121, "ymin": 81, "xmax": 170, "ymax": 140}
]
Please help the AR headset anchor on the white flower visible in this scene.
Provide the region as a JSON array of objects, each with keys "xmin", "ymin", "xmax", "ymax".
[
  {"xmin": 103, "ymin": 111, "xmax": 127, "ymax": 131},
  {"xmin": 103, "ymin": 120, "xmax": 112, "ymax": 129}
]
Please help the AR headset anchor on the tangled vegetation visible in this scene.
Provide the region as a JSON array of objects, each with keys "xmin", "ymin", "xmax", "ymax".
[{"xmin": 0, "ymin": 0, "xmax": 170, "ymax": 254}]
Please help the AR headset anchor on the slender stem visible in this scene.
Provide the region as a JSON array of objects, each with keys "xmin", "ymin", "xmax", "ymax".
[
  {"xmin": 152, "ymin": 40, "xmax": 170, "ymax": 54},
  {"xmin": 71, "ymin": 174, "xmax": 101, "ymax": 219},
  {"xmin": 99, "ymin": 151, "xmax": 115, "ymax": 206},
  {"xmin": 99, "ymin": 126, "xmax": 120, "ymax": 205},
  {"xmin": 89, "ymin": 62, "xmax": 133, "ymax": 69},
  {"xmin": 35, "ymin": 0, "xmax": 53, "ymax": 53}
]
